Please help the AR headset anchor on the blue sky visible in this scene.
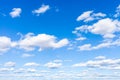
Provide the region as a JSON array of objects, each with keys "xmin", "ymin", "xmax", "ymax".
[{"xmin": 0, "ymin": 0, "xmax": 120, "ymax": 80}]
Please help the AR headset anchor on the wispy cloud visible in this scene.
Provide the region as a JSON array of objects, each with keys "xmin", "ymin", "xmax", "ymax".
[{"xmin": 32, "ymin": 4, "xmax": 50, "ymax": 16}]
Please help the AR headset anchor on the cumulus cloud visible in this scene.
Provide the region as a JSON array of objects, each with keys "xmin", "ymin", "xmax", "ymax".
[
  {"xmin": 73, "ymin": 56, "xmax": 120, "ymax": 70},
  {"xmin": 0, "ymin": 33, "xmax": 69, "ymax": 53},
  {"xmin": 0, "ymin": 36, "xmax": 12, "ymax": 53},
  {"xmin": 9, "ymin": 8, "xmax": 22, "ymax": 18},
  {"xmin": 32, "ymin": 4, "xmax": 50, "ymax": 16},
  {"xmin": 76, "ymin": 11, "xmax": 106, "ymax": 22},
  {"xmin": 74, "ymin": 18, "xmax": 120, "ymax": 39},
  {"xmin": 89, "ymin": 18, "xmax": 119, "ymax": 38},
  {"xmin": 24, "ymin": 62, "xmax": 40, "ymax": 67},
  {"xmin": 17, "ymin": 33, "xmax": 69, "ymax": 51}
]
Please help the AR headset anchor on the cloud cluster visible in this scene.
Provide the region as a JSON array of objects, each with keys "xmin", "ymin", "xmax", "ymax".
[
  {"xmin": 78, "ymin": 38, "xmax": 120, "ymax": 50},
  {"xmin": 0, "ymin": 33, "xmax": 69, "ymax": 53},
  {"xmin": 0, "ymin": 57, "xmax": 120, "ymax": 79},
  {"xmin": 73, "ymin": 56, "xmax": 120, "ymax": 70}
]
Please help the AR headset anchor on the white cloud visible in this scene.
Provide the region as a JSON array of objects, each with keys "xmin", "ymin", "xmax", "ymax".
[
  {"xmin": 9, "ymin": 8, "xmax": 22, "ymax": 18},
  {"xmin": 32, "ymin": 4, "xmax": 50, "ymax": 16},
  {"xmin": 0, "ymin": 68, "xmax": 14, "ymax": 72},
  {"xmin": 76, "ymin": 11, "xmax": 106, "ymax": 22},
  {"xmin": 0, "ymin": 36, "xmax": 12, "ymax": 53},
  {"xmin": 73, "ymin": 56, "xmax": 120, "ymax": 70},
  {"xmin": 76, "ymin": 11, "xmax": 93, "ymax": 21},
  {"xmin": 27, "ymin": 68, "xmax": 36, "ymax": 73},
  {"xmin": 95, "ymin": 56, "xmax": 106, "ymax": 60},
  {"xmin": 22, "ymin": 53, "xmax": 34, "ymax": 58},
  {"xmin": 114, "ymin": 5, "xmax": 120, "ymax": 17},
  {"xmin": 75, "ymin": 37, "xmax": 86, "ymax": 41},
  {"xmin": 44, "ymin": 62, "xmax": 62, "ymax": 69},
  {"xmin": 78, "ymin": 44, "xmax": 91, "ymax": 51},
  {"xmin": 78, "ymin": 38, "xmax": 120, "ymax": 50},
  {"xmin": 89, "ymin": 18, "xmax": 118, "ymax": 38},
  {"xmin": 74, "ymin": 18, "xmax": 120, "ymax": 39},
  {"xmin": 17, "ymin": 33, "xmax": 69, "ymax": 51},
  {"xmin": 0, "ymin": 33, "xmax": 69, "ymax": 53},
  {"xmin": 24, "ymin": 62, "xmax": 40, "ymax": 67},
  {"xmin": 4, "ymin": 61, "xmax": 16, "ymax": 67}
]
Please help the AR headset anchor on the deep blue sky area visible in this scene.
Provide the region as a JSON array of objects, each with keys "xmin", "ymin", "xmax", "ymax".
[{"xmin": 0, "ymin": 0, "xmax": 120, "ymax": 38}]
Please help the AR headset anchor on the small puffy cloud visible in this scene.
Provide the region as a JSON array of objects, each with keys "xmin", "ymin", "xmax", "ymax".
[
  {"xmin": 24, "ymin": 62, "xmax": 40, "ymax": 67},
  {"xmin": 4, "ymin": 61, "xmax": 16, "ymax": 67},
  {"xmin": 32, "ymin": 4, "xmax": 50, "ymax": 16},
  {"xmin": 0, "ymin": 36, "xmax": 12, "ymax": 53},
  {"xmin": 76, "ymin": 11, "xmax": 106, "ymax": 22},
  {"xmin": 17, "ymin": 33, "xmax": 69, "ymax": 51},
  {"xmin": 22, "ymin": 53, "xmax": 34, "ymax": 58},
  {"xmin": 44, "ymin": 62, "xmax": 62, "ymax": 69},
  {"xmin": 73, "ymin": 56, "xmax": 120, "ymax": 70},
  {"xmin": 9, "ymin": 8, "xmax": 22, "ymax": 18}
]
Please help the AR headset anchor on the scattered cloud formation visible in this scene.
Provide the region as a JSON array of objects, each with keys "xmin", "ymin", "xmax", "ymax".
[
  {"xmin": 9, "ymin": 8, "xmax": 22, "ymax": 18},
  {"xmin": 73, "ymin": 56, "xmax": 120, "ymax": 70},
  {"xmin": 32, "ymin": 4, "xmax": 50, "ymax": 16},
  {"xmin": 78, "ymin": 38, "xmax": 120, "ymax": 50}
]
